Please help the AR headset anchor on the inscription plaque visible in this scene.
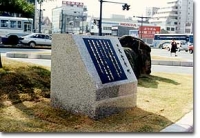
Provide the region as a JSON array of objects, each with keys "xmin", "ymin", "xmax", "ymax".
[{"xmin": 83, "ymin": 38, "xmax": 127, "ymax": 84}]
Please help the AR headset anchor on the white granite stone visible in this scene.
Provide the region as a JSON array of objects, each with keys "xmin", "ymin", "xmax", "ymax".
[{"xmin": 51, "ymin": 34, "xmax": 137, "ymax": 119}]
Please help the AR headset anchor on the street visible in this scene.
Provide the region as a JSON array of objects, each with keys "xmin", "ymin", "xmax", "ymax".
[
  {"xmin": 7, "ymin": 58, "xmax": 193, "ymax": 75},
  {"xmin": 151, "ymin": 48, "xmax": 193, "ymax": 61},
  {"xmin": 0, "ymin": 48, "xmax": 193, "ymax": 75}
]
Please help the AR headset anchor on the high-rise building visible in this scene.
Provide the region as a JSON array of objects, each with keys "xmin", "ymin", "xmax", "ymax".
[{"xmin": 149, "ymin": 0, "xmax": 193, "ymax": 34}]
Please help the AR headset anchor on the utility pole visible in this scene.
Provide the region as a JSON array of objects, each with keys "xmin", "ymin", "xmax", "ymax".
[
  {"xmin": 60, "ymin": 10, "xmax": 64, "ymax": 33},
  {"xmin": 99, "ymin": 0, "xmax": 103, "ymax": 36},
  {"xmin": 0, "ymin": 53, "xmax": 2, "ymax": 68},
  {"xmin": 99, "ymin": 0, "xmax": 130, "ymax": 36},
  {"xmin": 133, "ymin": 16, "xmax": 151, "ymax": 39},
  {"xmin": 39, "ymin": 1, "xmax": 42, "ymax": 33},
  {"xmin": 37, "ymin": 0, "xmax": 44, "ymax": 33}
]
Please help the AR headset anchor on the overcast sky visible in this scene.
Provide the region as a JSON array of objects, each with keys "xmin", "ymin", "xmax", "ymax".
[{"xmin": 39, "ymin": 0, "xmax": 170, "ymax": 20}]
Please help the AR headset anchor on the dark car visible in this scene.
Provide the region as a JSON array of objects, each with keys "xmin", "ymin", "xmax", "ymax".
[
  {"xmin": 1, "ymin": 33, "xmax": 29, "ymax": 45},
  {"xmin": 188, "ymin": 43, "xmax": 193, "ymax": 54}
]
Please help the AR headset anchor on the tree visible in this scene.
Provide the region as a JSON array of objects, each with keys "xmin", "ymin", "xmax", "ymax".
[{"xmin": 0, "ymin": 0, "xmax": 34, "ymax": 17}]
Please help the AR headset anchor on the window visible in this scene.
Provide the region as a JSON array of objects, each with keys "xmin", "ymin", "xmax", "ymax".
[
  {"xmin": 18, "ymin": 21, "xmax": 21, "ymax": 28},
  {"xmin": 174, "ymin": 22, "xmax": 177, "ymax": 25},
  {"xmin": 10, "ymin": 21, "xmax": 17, "ymax": 28},
  {"xmin": 1, "ymin": 20, "xmax": 8, "ymax": 27},
  {"xmin": 46, "ymin": 35, "xmax": 49, "ymax": 39},
  {"xmin": 167, "ymin": 27, "xmax": 170, "ymax": 31},
  {"xmin": 38, "ymin": 34, "xmax": 45, "ymax": 39},
  {"xmin": 103, "ymin": 27, "xmax": 111, "ymax": 30},
  {"xmin": 167, "ymin": 22, "xmax": 171, "ymax": 25},
  {"xmin": 171, "ymin": 28, "xmax": 175, "ymax": 31}
]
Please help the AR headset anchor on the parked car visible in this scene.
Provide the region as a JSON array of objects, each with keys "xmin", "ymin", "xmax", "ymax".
[
  {"xmin": 162, "ymin": 41, "xmax": 184, "ymax": 52},
  {"xmin": 177, "ymin": 42, "xmax": 188, "ymax": 52},
  {"xmin": 188, "ymin": 43, "xmax": 193, "ymax": 54},
  {"xmin": 161, "ymin": 42, "xmax": 171, "ymax": 50},
  {"xmin": 145, "ymin": 42, "xmax": 154, "ymax": 47},
  {"xmin": 1, "ymin": 33, "xmax": 29, "ymax": 45},
  {"xmin": 19, "ymin": 33, "xmax": 52, "ymax": 47}
]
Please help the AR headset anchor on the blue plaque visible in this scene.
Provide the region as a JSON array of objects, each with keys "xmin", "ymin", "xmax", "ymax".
[{"xmin": 83, "ymin": 38, "xmax": 127, "ymax": 84}]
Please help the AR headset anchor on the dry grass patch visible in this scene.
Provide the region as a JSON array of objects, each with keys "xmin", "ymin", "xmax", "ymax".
[{"xmin": 0, "ymin": 58, "xmax": 193, "ymax": 132}]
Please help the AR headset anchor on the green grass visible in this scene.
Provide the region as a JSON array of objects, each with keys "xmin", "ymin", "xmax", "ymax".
[{"xmin": 0, "ymin": 58, "xmax": 193, "ymax": 132}]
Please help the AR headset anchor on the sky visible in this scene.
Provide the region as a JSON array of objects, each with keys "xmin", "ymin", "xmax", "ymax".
[{"xmin": 39, "ymin": 0, "xmax": 170, "ymax": 20}]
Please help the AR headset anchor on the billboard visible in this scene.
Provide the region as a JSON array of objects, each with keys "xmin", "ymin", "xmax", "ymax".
[{"xmin": 139, "ymin": 26, "xmax": 160, "ymax": 39}]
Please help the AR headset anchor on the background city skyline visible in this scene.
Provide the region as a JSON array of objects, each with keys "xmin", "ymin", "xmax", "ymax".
[{"xmin": 40, "ymin": 0, "xmax": 171, "ymax": 20}]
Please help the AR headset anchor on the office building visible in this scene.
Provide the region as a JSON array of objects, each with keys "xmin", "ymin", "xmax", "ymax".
[{"xmin": 149, "ymin": 0, "xmax": 193, "ymax": 34}]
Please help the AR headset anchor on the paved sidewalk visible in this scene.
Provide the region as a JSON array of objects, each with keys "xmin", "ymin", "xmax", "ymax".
[{"xmin": 161, "ymin": 110, "xmax": 193, "ymax": 132}]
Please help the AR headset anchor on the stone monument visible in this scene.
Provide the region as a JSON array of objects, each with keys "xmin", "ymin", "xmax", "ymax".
[{"xmin": 51, "ymin": 34, "xmax": 137, "ymax": 119}]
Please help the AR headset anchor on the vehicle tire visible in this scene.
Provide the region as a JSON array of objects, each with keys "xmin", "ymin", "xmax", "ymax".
[
  {"xmin": 8, "ymin": 35, "xmax": 19, "ymax": 45},
  {"xmin": 29, "ymin": 42, "xmax": 36, "ymax": 47},
  {"xmin": 189, "ymin": 49, "xmax": 193, "ymax": 54}
]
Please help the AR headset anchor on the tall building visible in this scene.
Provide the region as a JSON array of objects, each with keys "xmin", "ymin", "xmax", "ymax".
[
  {"xmin": 52, "ymin": 1, "xmax": 87, "ymax": 34},
  {"xmin": 149, "ymin": 0, "xmax": 193, "ymax": 34},
  {"xmin": 146, "ymin": 7, "xmax": 159, "ymax": 17}
]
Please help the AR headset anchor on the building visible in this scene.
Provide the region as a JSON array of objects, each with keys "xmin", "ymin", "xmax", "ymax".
[
  {"xmin": 149, "ymin": 0, "xmax": 193, "ymax": 34},
  {"xmin": 52, "ymin": 1, "xmax": 87, "ymax": 34},
  {"xmin": 146, "ymin": 7, "xmax": 159, "ymax": 17},
  {"xmin": 89, "ymin": 14, "xmax": 144, "ymax": 36},
  {"xmin": 89, "ymin": 14, "xmax": 159, "ymax": 44},
  {"xmin": 41, "ymin": 16, "xmax": 52, "ymax": 34}
]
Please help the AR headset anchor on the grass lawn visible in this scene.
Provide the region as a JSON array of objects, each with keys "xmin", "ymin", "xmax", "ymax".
[{"xmin": 0, "ymin": 58, "xmax": 193, "ymax": 132}]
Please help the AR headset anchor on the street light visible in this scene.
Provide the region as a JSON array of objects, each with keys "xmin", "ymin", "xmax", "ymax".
[
  {"xmin": 133, "ymin": 16, "xmax": 151, "ymax": 39},
  {"xmin": 37, "ymin": 0, "xmax": 45, "ymax": 33},
  {"xmin": 99, "ymin": 0, "xmax": 130, "ymax": 36}
]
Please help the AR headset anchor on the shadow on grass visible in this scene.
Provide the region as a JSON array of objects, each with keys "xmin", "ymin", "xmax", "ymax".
[
  {"xmin": 0, "ymin": 64, "xmax": 182, "ymax": 132},
  {"xmin": 138, "ymin": 74, "xmax": 180, "ymax": 88},
  {"xmin": 0, "ymin": 102, "xmax": 175, "ymax": 132}
]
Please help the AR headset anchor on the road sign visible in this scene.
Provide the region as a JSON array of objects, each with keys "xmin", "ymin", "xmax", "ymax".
[{"xmin": 139, "ymin": 26, "xmax": 160, "ymax": 39}]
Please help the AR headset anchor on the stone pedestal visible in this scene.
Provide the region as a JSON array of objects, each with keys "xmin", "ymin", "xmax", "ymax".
[{"xmin": 51, "ymin": 34, "xmax": 137, "ymax": 119}]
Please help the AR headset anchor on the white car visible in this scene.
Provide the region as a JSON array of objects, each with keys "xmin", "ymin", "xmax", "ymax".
[
  {"xmin": 20, "ymin": 33, "xmax": 52, "ymax": 47},
  {"xmin": 162, "ymin": 41, "xmax": 184, "ymax": 51}
]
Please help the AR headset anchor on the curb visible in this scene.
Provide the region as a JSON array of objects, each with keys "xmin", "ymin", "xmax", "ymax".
[
  {"xmin": 6, "ymin": 52, "xmax": 193, "ymax": 67},
  {"xmin": 160, "ymin": 110, "xmax": 193, "ymax": 132},
  {"xmin": 152, "ymin": 60, "xmax": 193, "ymax": 67},
  {"xmin": 6, "ymin": 52, "xmax": 51, "ymax": 59}
]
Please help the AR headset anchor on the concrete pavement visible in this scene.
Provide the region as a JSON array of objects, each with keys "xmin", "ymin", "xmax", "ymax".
[
  {"xmin": 5, "ymin": 52, "xmax": 193, "ymax": 67},
  {"xmin": 4, "ymin": 51, "xmax": 194, "ymax": 132}
]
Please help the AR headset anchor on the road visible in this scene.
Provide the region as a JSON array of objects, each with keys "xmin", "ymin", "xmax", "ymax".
[
  {"xmin": 7, "ymin": 58, "xmax": 192, "ymax": 75},
  {"xmin": 151, "ymin": 48, "xmax": 193, "ymax": 61},
  {"xmin": 0, "ymin": 48, "xmax": 193, "ymax": 75},
  {"xmin": 0, "ymin": 47, "xmax": 193, "ymax": 60}
]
